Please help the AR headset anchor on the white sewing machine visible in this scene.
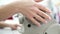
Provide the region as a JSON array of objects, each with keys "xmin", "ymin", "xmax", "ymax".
[
  {"xmin": 18, "ymin": 13, "xmax": 60, "ymax": 34},
  {"xmin": 2, "ymin": 13, "xmax": 60, "ymax": 34}
]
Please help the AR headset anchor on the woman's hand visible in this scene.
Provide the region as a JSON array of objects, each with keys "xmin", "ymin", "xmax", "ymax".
[
  {"xmin": 19, "ymin": 3, "xmax": 51, "ymax": 27},
  {"xmin": 10, "ymin": 0, "xmax": 51, "ymax": 27},
  {"xmin": 9, "ymin": 24, "xmax": 22, "ymax": 30}
]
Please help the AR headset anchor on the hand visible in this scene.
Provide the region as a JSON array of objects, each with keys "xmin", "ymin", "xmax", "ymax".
[
  {"xmin": 18, "ymin": 4, "xmax": 51, "ymax": 27},
  {"xmin": 9, "ymin": 24, "xmax": 22, "ymax": 30}
]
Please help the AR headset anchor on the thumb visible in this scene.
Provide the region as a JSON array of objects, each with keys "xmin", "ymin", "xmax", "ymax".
[{"xmin": 16, "ymin": 24, "xmax": 22, "ymax": 27}]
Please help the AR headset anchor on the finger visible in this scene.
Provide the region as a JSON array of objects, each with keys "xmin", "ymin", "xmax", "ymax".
[
  {"xmin": 24, "ymin": 10, "xmax": 41, "ymax": 27},
  {"xmin": 16, "ymin": 24, "xmax": 23, "ymax": 27},
  {"xmin": 27, "ymin": 10, "xmax": 47, "ymax": 25},
  {"xmin": 29, "ymin": 8, "xmax": 48, "ymax": 24},
  {"xmin": 34, "ymin": 14, "xmax": 47, "ymax": 24},
  {"xmin": 38, "ymin": 10, "xmax": 51, "ymax": 20},
  {"xmin": 30, "ymin": 7, "xmax": 51, "ymax": 20},
  {"xmin": 29, "ymin": 17, "xmax": 41, "ymax": 27},
  {"xmin": 34, "ymin": 4, "xmax": 52, "ymax": 13}
]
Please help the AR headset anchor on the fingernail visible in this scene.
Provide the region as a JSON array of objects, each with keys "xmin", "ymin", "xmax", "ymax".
[
  {"xmin": 45, "ymin": 21, "xmax": 48, "ymax": 24},
  {"xmin": 49, "ymin": 17, "xmax": 51, "ymax": 20},
  {"xmin": 37, "ymin": 24, "xmax": 41, "ymax": 27},
  {"xmin": 49, "ymin": 11, "xmax": 51, "ymax": 13},
  {"xmin": 48, "ymin": 9, "xmax": 52, "ymax": 13},
  {"xmin": 38, "ymin": 25, "xmax": 41, "ymax": 27}
]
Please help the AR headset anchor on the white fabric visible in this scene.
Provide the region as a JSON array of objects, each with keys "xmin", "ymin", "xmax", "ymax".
[{"xmin": 0, "ymin": 15, "xmax": 24, "ymax": 34}]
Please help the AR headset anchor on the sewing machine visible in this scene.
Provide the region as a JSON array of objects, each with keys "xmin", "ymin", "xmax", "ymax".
[
  {"xmin": 17, "ymin": 13, "xmax": 60, "ymax": 34},
  {"xmin": 3, "ymin": 2, "xmax": 60, "ymax": 34},
  {"xmin": 2, "ymin": 13, "xmax": 60, "ymax": 34}
]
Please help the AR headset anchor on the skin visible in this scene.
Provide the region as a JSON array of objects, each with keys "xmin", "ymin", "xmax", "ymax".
[
  {"xmin": 0, "ymin": 0, "xmax": 51, "ymax": 30},
  {"xmin": 0, "ymin": 21, "xmax": 22, "ymax": 30}
]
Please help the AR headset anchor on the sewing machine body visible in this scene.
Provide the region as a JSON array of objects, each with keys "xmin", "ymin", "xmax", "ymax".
[
  {"xmin": 22, "ymin": 17, "xmax": 60, "ymax": 34},
  {"xmin": 17, "ymin": 13, "xmax": 60, "ymax": 34},
  {"xmin": 2, "ymin": 13, "xmax": 60, "ymax": 34}
]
